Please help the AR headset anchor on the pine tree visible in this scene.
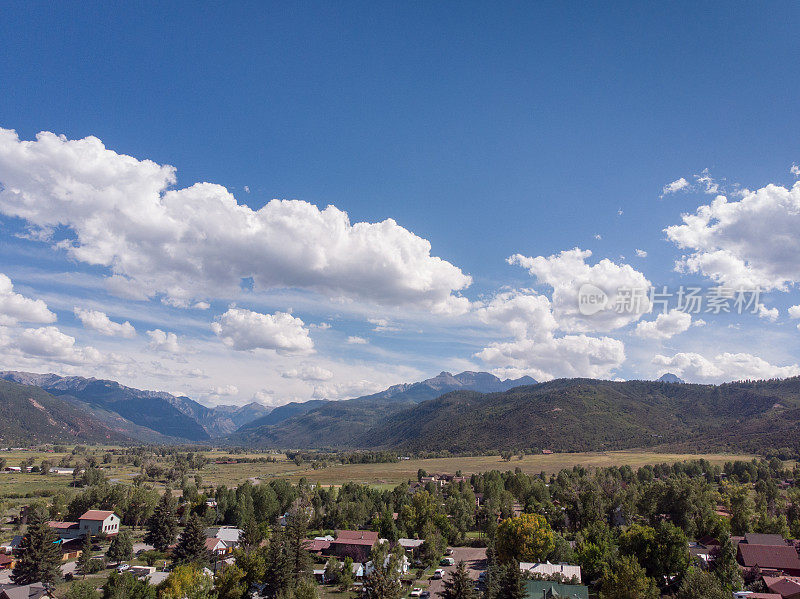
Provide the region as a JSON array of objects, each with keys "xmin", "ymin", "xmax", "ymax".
[
  {"xmin": 284, "ymin": 504, "xmax": 312, "ymax": 586},
  {"xmin": 439, "ymin": 561, "xmax": 475, "ymax": 599},
  {"xmin": 107, "ymin": 529, "xmax": 134, "ymax": 564},
  {"xmin": 264, "ymin": 529, "xmax": 293, "ymax": 598},
  {"xmin": 494, "ymin": 562, "xmax": 525, "ymax": 599},
  {"xmin": 11, "ymin": 505, "xmax": 62, "ymax": 585},
  {"xmin": 712, "ymin": 536, "xmax": 744, "ymax": 592},
  {"xmin": 172, "ymin": 513, "xmax": 208, "ymax": 565},
  {"xmin": 241, "ymin": 517, "xmax": 263, "ymax": 552},
  {"xmin": 145, "ymin": 489, "xmax": 178, "ymax": 552},
  {"xmin": 76, "ymin": 534, "xmax": 95, "ymax": 576}
]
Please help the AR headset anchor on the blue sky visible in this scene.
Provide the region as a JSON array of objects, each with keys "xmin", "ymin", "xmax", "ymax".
[{"xmin": 1, "ymin": 2, "xmax": 800, "ymax": 405}]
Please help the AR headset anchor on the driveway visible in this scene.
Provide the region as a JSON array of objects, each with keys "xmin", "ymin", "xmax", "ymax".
[{"xmin": 425, "ymin": 546, "xmax": 486, "ymax": 597}]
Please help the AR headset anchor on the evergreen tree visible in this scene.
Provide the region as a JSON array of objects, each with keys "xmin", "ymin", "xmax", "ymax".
[
  {"xmin": 76, "ymin": 534, "xmax": 95, "ymax": 576},
  {"xmin": 338, "ymin": 557, "xmax": 355, "ymax": 592},
  {"xmin": 242, "ymin": 516, "xmax": 263, "ymax": 552},
  {"xmin": 172, "ymin": 513, "xmax": 207, "ymax": 565},
  {"xmin": 712, "ymin": 536, "xmax": 744, "ymax": 592},
  {"xmin": 439, "ymin": 561, "xmax": 475, "ymax": 599},
  {"xmin": 362, "ymin": 559, "xmax": 402, "ymax": 599},
  {"xmin": 284, "ymin": 504, "xmax": 313, "ymax": 586},
  {"xmin": 11, "ymin": 505, "xmax": 62, "ymax": 585},
  {"xmin": 145, "ymin": 489, "xmax": 178, "ymax": 552},
  {"xmin": 264, "ymin": 529, "xmax": 292, "ymax": 598},
  {"xmin": 494, "ymin": 562, "xmax": 525, "ymax": 599},
  {"xmin": 107, "ymin": 529, "xmax": 134, "ymax": 564}
]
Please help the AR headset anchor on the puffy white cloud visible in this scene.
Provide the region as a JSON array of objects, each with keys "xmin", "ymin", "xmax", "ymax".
[
  {"xmin": 146, "ymin": 329, "xmax": 182, "ymax": 354},
  {"xmin": 757, "ymin": 304, "xmax": 779, "ymax": 322},
  {"xmin": 635, "ymin": 309, "xmax": 692, "ymax": 340},
  {"xmin": 666, "ymin": 182, "xmax": 800, "ymax": 290},
  {"xmin": 0, "ymin": 128, "xmax": 471, "ymax": 314},
  {"xmin": 281, "ymin": 364, "xmax": 334, "ymax": 382},
  {"xmin": 661, "ymin": 177, "xmax": 690, "ymax": 196},
  {"xmin": 788, "ymin": 305, "xmax": 800, "ymax": 319},
  {"xmin": 474, "ymin": 289, "xmax": 625, "ymax": 381},
  {"xmin": 476, "ymin": 290, "xmax": 557, "ymax": 340},
  {"xmin": 653, "ymin": 352, "xmax": 800, "ymax": 383},
  {"xmin": 211, "ymin": 308, "xmax": 314, "ymax": 354},
  {"xmin": 0, "ymin": 273, "xmax": 56, "ymax": 325},
  {"xmin": 635, "ymin": 249, "xmax": 648, "ymax": 258},
  {"xmin": 508, "ymin": 248, "xmax": 651, "ymax": 332},
  {"xmin": 74, "ymin": 307, "xmax": 136, "ymax": 338},
  {"xmin": 791, "ymin": 163, "xmax": 799, "ymax": 177},
  {"xmin": 476, "ymin": 334, "xmax": 625, "ymax": 382},
  {"xmin": 209, "ymin": 384, "xmax": 238, "ymax": 398},
  {"xmin": 0, "ymin": 324, "xmax": 102, "ymax": 366},
  {"xmin": 346, "ymin": 336, "xmax": 368, "ymax": 344}
]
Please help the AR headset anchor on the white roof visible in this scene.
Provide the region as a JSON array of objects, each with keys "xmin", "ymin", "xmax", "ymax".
[
  {"xmin": 398, "ymin": 538, "xmax": 425, "ymax": 548},
  {"xmin": 519, "ymin": 561, "xmax": 582, "ymax": 583}
]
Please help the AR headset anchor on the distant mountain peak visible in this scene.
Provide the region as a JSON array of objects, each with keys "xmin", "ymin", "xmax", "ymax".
[{"xmin": 657, "ymin": 373, "xmax": 685, "ymax": 384}]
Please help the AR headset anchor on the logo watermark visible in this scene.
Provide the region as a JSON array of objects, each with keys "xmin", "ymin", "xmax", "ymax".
[{"xmin": 577, "ymin": 285, "xmax": 765, "ymax": 316}]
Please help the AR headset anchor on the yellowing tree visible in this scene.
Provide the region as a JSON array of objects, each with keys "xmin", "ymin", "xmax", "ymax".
[{"xmin": 496, "ymin": 513, "xmax": 554, "ymax": 563}]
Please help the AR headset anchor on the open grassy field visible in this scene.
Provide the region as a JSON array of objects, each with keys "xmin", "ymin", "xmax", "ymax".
[
  {"xmin": 0, "ymin": 448, "xmax": 756, "ymax": 502},
  {"xmin": 202, "ymin": 450, "xmax": 755, "ymax": 487}
]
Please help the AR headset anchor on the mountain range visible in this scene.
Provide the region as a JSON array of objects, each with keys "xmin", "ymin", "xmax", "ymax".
[{"xmin": 2, "ymin": 368, "xmax": 798, "ymax": 454}]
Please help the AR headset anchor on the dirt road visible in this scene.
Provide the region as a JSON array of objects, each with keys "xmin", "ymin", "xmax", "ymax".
[{"xmin": 425, "ymin": 546, "xmax": 487, "ymax": 597}]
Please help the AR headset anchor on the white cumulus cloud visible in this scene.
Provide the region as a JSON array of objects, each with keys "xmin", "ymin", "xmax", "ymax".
[
  {"xmin": 635, "ymin": 249, "xmax": 647, "ymax": 258},
  {"xmin": 211, "ymin": 308, "xmax": 314, "ymax": 354},
  {"xmin": 635, "ymin": 309, "xmax": 692, "ymax": 340},
  {"xmin": 474, "ymin": 289, "xmax": 625, "ymax": 381},
  {"xmin": 281, "ymin": 364, "xmax": 334, "ymax": 381},
  {"xmin": 146, "ymin": 329, "xmax": 182, "ymax": 354},
  {"xmin": 666, "ymin": 182, "xmax": 800, "ymax": 290},
  {"xmin": 653, "ymin": 352, "xmax": 800, "ymax": 383},
  {"xmin": 508, "ymin": 248, "xmax": 651, "ymax": 332},
  {"xmin": 0, "ymin": 128, "xmax": 471, "ymax": 314},
  {"xmin": 757, "ymin": 304, "xmax": 779, "ymax": 322},
  {"xmin": 0, "ymin": 273, "xmax": 56, "ymax": 325},
  {"xmin": 0, "ymin": 324, "xmax": 102, "ymax": 366},
  {"xmin": 789, "ymin": 305, "xmax": 800, "ymax": 319},
  {"xmin": 74, "ymin": 307, "xmax": 136, "ymax": 338}
]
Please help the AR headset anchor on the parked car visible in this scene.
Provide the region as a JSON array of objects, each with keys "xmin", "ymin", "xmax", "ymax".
[
  {"xmin": 445, "ymin": 548, "xmax": 454, "ymax": 556},
  {"xmin": 116, "ymin": 563, "xmax": 130, "ymax": 573},
  {"xmin": 410, "ymin": 588, "xmax": 423, "ymax": 597},
  {"xmin": 433, "ymin": 569, "xmax": 445, "ymax": 579},
  {"xmin": 440, "ymin": 557, "xmax": 455, "ymax": 566}
]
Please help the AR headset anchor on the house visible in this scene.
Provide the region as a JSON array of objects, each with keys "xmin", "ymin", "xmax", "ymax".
[
  {"xmin": 763, "ymin": 575, "xmax": 800, "ymax": 599},
  {"xmin": 46, "ymin": 521, "xmax": 81, "ymax": 541},
  {"xmin": 520, "ymin": 562, "xmax": 582, "ymax": 583},
  {"xmin": 204, "ymin": 537, "xmax": 228, "ymax": 556},
  {"xmin": 330, "ymin": 530, "xmax": 379, "ymax": 562},
  {"xmin": 745, "ymin": 534, "xmax": 788, "ymax": 547},
  {"xmin": 0, "ymin": 583, "xmax": 53, "ymax": 599},
  {"xmin": 0, "ymin": 554, "xmax": 14, "ymax": 570},
  {"xmin": 523, "ymin": 580, "xmax": 588, "ymax": 599},
  {"xmin": 737, "ymin": 543, "xmax": 800, "ymax": 576},
  {"xmin": 78, "ymin": 510, "xmax": 120, "ymax": 537},
  {"xmin": 204, "ymin": 527, "xmax": 242, "ymax": 550},
  {"xmin": 303, "ymin": 538, "xmax": 332, "ymax": 555},
  {"xmin": 733, "ymin": 593, "xmax": 781, "ymax": 599},
  {"xmin": 397, "ymin": 538, "xmax": 424, "ymax": 557}
]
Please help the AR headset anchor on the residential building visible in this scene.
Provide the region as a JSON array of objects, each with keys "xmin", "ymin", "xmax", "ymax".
[
  {"xmin": 0, "ymin": 583, "xmax": 53, "ymax": 599},
  {"xmin": 330, "ymin": 530, "xmax": 379, "ymax": 562},
  {"xmin": 78, "ymin": 510, "xmax": 120, "ymax": 536},
  {"xmin": 520, "ymin": 561, "xmax": 582, "ymax": 583},
  {"xmin": 523, "ymin": 580, "xmax": 588, "ymax": 599}
]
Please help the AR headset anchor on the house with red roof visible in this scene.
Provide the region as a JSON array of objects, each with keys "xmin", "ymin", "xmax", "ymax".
[
  {"xmin": 78, "ymin": 510, "xmax": 120, "ymax": 537},
  {"xmin": 737, "ymin": 542, "xmax": 800, "ymax": 577},
  {"xmin": 330, "ymin": 530, "xmax": 379, "ymax": 562}
]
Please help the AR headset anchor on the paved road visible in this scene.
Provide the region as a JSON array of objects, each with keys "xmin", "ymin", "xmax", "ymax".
[{"xmin": 425, "ymin": 546, "xmax": 487, "ymax": 597}]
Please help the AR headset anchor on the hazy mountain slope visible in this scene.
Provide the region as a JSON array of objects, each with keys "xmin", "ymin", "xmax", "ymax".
[
  {"xmin": 0, "ymin": 379, "xmax": 133, "ymax": 445},
  {"xmin": 0, "ymin": 371, "xmax": 270, "ymax": 440},
  {"xmin": 357, "ymin": 378, "xmax": 800, "ymax": 452},
  {"xmin": 238, "ymin": 400, "xmax": 328, "ymax": 430},
  {"xmin": 228, "ymin": 398, "xmax": 416, "ymax": 448}
]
